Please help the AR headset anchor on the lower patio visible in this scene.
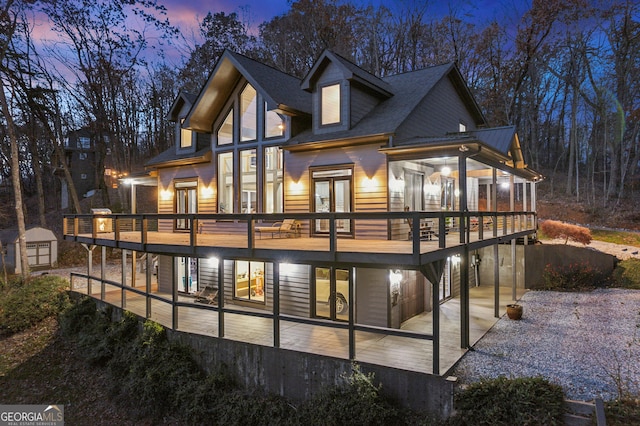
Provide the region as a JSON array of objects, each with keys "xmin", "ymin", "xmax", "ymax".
[{"xmin": 69, "ymin": 272, "xmax": 520, "ymax": 376}]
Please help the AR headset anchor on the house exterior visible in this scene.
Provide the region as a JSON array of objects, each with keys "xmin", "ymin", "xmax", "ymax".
[
  {"xmin": 57, "ymin": 127, "xmax": 118, "ymax": 208},
  {"xmin": 63, "ymin": 50, "xmax": 542, "ymax": 414}
]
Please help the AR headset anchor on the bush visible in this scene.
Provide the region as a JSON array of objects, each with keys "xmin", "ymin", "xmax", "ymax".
[
  {"xmin": 0, "ymin": 275, "xmax": 70, "ymax": 336},
  {"xmin": 451, "ymin": 376, "xmax": 564, "ymax": 425},
  {"xmin": 605, "ymin": 399, "xmax": 640, "ymax": 426},
  {"xmin": 542, "ymin": 262, "xmax": 610, "ymax": 290},
  {"xmin": 540, "ymin": 220, "xmax": 592, "ymax": 245},
  {"xmin": 297, "ymin": 363, "xmax": 403, "ymax": 425},
  {"xmin": 612, "ymin": 259, "xmax": 640, "ymax": 289}
]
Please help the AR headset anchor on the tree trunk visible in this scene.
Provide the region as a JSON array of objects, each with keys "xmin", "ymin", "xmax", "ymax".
[{"xmin": 0, "ymin": 81, "xmax": 30, "ymax": 278}]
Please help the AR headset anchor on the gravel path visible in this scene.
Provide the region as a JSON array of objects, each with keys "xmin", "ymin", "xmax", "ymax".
[{"xmin": 451, "ymin": 288, "xmax": 640, "ymax": 401}]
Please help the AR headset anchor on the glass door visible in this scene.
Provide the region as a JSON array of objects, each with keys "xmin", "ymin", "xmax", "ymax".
[
  {"xmin": 177, "ymin": 257, "xmax": 198, "ymax": 294},
  {"xmin": 439, "ymin": 258, "xmax": 452, "ymax": 301},
  {"xmin": 175, "ymin": 181, "xmax": 197, "ymax": 230},
  {"xmin": 314, "ymin": 267, "xmax": 350, "ymax": 321},
  {"xmin": 312, "ymin": 168, "xmax": 352, "ymax": 236}
]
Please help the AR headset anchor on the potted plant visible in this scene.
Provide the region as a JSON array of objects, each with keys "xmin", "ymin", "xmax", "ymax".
[{"xmin": 506, "ymin": 303, "xmax": 523, "ymax": 320}]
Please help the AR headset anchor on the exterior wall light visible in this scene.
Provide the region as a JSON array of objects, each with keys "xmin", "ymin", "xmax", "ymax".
[
  {"xmin": 160, "ymin": 189, "xmax": 173, "ymax": 201},
  {"xmin": 362, "ymin": 177, "xmax": 377, "ymax": 191},
  {"xmin": 201, "ymin": 186, "xmax": 214, "ymax": 198}
]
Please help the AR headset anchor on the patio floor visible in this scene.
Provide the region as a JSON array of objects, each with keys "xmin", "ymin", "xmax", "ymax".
[{"xmin": 70, "ymin": 275, "xmax": 520, "ymax": 376}]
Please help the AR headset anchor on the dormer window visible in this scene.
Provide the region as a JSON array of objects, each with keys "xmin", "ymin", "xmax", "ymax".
[
  {"xmin": 459, "ymin": 122, "xmax": 466, "ymax": 132},
  {"xmin": 217, "ymin": 109, "xmax": 233, "ymax": 145},
  {"xmin": 265, "ymin": 103, "xmax": 284, "ymax": 139},
  {"xmin": 240, "ymin": 84, "xmax": 257, "ymax": 141},
  {"xmin": 180, "ymin": 119, "xmax": 193, "ymax": 149},
  {"xmin": 321, "ymin": 83, "xmax": 341, "ymax": 125}
]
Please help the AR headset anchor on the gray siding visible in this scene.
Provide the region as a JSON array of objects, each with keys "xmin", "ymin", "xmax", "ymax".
[
  {"xmin": 280, "ymin": 264, "xmax": 311, "ymax": 317},
  {"xmin": 157, "ymin": 255, "xmax": 173, "ymax": 294},
  {"xmin": 355, "ymin": 268, "xmax": 389, "ymax": 327},
  {"xmin": 395, "ymin": 75, "xmax": 478, "ymax": 140},
  {"xmin": 198, "ymin": 258, "xmax": 219, "ymax": 292}
]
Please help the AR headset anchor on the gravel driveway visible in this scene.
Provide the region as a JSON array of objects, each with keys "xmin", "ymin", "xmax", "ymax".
[{"xmin": 451, "ymin": 288, "xmax": 640, "ymax": 401}]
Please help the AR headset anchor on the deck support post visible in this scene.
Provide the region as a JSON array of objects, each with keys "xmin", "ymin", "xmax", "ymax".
[
  {"xmin": 146, "ymin": 252, "xmax": 152, "ymax": 318},
  {"xmin": 494, "ymin": 243, "xmax": 500, "ymax": 318},
  {"xmin": 121, "ymin": 249, "xmax": 127, "ymax": 309},
  {"xmin": 172, "ymin": 255, "xmax": 178, "ymax": 331},
  {"xmin": 218, "ymin": 257, "xmax": 224, "ymax": 338},
  {"xmin": 458, "ymin": 155, "xmax": 467, "ymax": 244},
  {"xmin": 273, "ymin": 262, "xmax": 280, "ymax": 348},
  {"xmin": 101, "ymin": 246, "xmax": 106, "ymax": 300},
  {"xmin": 348, "ymin": 265, "xmax": 355, "ymax": 360},
  {"xmin": 460, "ymin": 246, "xmax": 470, "ymax": 349}
]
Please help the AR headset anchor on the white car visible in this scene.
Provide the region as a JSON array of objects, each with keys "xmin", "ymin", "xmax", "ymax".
[{"xmin": 315, "ymin": 269, "xmax": 350, "ymax": 315}]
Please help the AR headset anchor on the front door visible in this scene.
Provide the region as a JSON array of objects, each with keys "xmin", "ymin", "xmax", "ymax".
[
  {"xmin": 314, "ymin": 267, "xmax": 350, "ymax": 321},
  {"xmin": 312, "ymin": 168, "xmax": 352, "ymax": 235},
  {"xmin": 175, "ymin": 181, "xmax": 197, "ymax": 230}
]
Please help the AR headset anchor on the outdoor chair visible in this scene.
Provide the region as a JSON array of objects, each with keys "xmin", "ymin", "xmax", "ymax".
[
  {"xmin": 407, "ymin": 218, "xmax": 434, "ymax": 241},
  {"xmin": 255, "ymin": 219, "xmax": 300, "ymax": 239},
  {"xmin": 194, "ymin": 286, "xmax": 218, "ymax": 304}
]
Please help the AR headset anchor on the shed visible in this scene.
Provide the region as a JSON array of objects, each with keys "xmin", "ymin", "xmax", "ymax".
[{"xmin": 0, "ymin": 226, "xmax": 58, "ymax": 274}]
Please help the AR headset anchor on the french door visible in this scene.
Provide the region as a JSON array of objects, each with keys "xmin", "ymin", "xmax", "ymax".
[
  {"xmin": 312, "ymin": 168, "xmax": 352, "ymax": 235},
  {"xmin": 175, "ymin": 181, "xmax": 197, "ymax": 230}
]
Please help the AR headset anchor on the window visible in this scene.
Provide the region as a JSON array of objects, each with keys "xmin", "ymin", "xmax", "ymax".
[
  {"xmin": 459, "ymin": 122, "xmax": 466, "ymax": 132},
  {"xmin": 180, "ymin": 118, "xmax": 193, "ymax": 149},
  {"xmin": 265, "ymin": 103, "xmax": 284, "ymax": 138},
  {"xmin": 79, "ymin": 137, "xmax": 91, "ymax": 149},
  {"xmin": 264, "ymin": 147, "xmax": 283, "ymax": 213},
  {"xmin": 235, "ymin": 260, "xmax": 265, "ymax": 303},
  {"xmin": 240, "ymin": 84, "xmax": 257, "ymax": 141},
  {"xmin": 240, "ymin": 149, "xmax": 257, "ymax": 213},
  {"xmin": 217, "ymin": 109, "xmax": 233, "ymax": 145},
  {"xmin": 79, "ymin": 153, "xmax": 87, "ymax": 160},
  {"xmin": 175, "ymin": 181, "xmax": 197, "ymax": 230},
  {"xmin": 321, "ymin": 84, "xmax": 341, "ymax": 125},
  {"xmin": 80, "ymin": 173, "xmax": 87, "ymax": 180},
  {"xmin": 177, "ymin": 257, "xmax": 198, "ymax": 294},
  {"xmin": 218, "ymin": 152, "xmax": 234, "ymax": 213}
]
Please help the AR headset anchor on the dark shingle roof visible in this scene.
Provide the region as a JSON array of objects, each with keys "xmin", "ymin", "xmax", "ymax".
[
  {"xmin": 226, "ymin": 51, "xmax": 311, "ymax": 114},
  {"xmin": 468, "ymin": 126, "xmax": 516, "ymax": 156},
  {"xmin": 145, "ymin": 146, "xmax": 211, "ymax": 168},
  {"xmin": 290, "ymin": 63, "xmax": 453, "ymax": 144}
]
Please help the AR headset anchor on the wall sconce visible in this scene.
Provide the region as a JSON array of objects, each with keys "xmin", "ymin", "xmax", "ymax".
[
  {"xmin": 454, "ymin": 189, "xmax": 460, "ymax": 197},
  {"xmin": 290, "ymin": 180, "xmax": 303, "ymax": 193},
  {"xmin": 425, "ymin": 184, "xmax": 439, "ymax": 196},
  {"xmin": 389, "ymin": 176, "xmax": 404, "ymax": 192},
  {"xmin": 362, "ymin": 177, "xmax": 377, "ymax": 192},
  {"xmin": 450, "ymin": 255, "xmax": 461, "ymax": 266},
  {"xmin": 208, "ymin": 256, "xmax": 219, "ymax": 266},
  {"xmin": 160, "ymin": 189, "xmax": 173, "ymax": 201},
  {"xmin": 280, "ymin": 262, "xmax": 294, "ymax": 276},
  {"xmin": 201, "ymin": 185, "xmax": 214, "ymax": 198},
  {"xmin": 500, "ymin": 181, "xmax": 510, "ymax": 189}
]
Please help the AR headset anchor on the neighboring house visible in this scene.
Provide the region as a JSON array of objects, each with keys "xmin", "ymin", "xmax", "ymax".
[
  {"xmin": 0, "ymin": 226, "xmax": 58, "ymax": 274},
  {"xmin": 57, "ymin": 127, "xmax": 117, "ymax": 208},
  {"xmin": 63, "ymin": 50, "xmax": 543, "ymax": 413}
]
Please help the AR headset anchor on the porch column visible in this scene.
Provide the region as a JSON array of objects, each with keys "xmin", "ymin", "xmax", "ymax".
[
  {"xmin": 172, "ymin": 256, "xmax": 179, "ymax": 330},
  {"xmin": 348, "ymin": 265, "xmax": 355, "ymax": 360},
  {"xmin": 523, "ymin": 181, "xmax": 528, "ymax": 244},
  {"xmin": 458, "ymin": 155, "xmax": 468, "ymax": 244},
  {"xmin": 510, "ymin": 175, "xmax": 516, "ymax": 301},
  {"xmin": 492, "ymin": 168, "xmax": 497, "ymax": 237}
]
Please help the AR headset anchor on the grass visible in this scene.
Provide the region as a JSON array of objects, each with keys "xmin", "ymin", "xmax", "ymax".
[{"xmin": 591, "ymin": 229, "xmax": 640, "ymax": 247}]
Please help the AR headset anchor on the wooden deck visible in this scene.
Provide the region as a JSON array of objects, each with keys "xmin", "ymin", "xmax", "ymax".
[{"xmin": 70, "ymin": 276, "xmax": 519, "ymax": 376}]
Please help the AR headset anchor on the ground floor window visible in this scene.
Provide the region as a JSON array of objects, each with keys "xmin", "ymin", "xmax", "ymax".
[
  {"xmin": 235, "ymin": 260, "xmax": 265, "ymax": 303},
  {"xmin": 313, "ymin": 266, "xmax": 349, "ymax": 321}
]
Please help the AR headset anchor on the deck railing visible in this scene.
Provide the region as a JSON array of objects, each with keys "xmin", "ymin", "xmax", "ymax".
[{"xmin": 63, "ymin": 210, "xmax": 538, "ymax": 252}]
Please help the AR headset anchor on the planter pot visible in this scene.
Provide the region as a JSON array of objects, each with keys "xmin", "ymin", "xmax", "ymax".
[{"xmin": 506, "ymin": 304, "xmax": 523, "ymax": 320}]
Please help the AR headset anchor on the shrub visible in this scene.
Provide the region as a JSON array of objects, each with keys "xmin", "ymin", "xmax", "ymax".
[
  {"xmin": 451, "ymin": 376, "xmax": 564, "ymax": 425},
  {"xmin": 297, "ymin": 363, "xmax": 403, "ymax": 425},
  {"xmin": 540, "ymin": 220, "xmax": 592, "ymax": 245},
  {"xmin": 612, "ymin": 259, "xmax": 640, "ymax": 289},
  {"xmin": 605, "ymin": 399, "xmax": 640, "ymax": 426},
  {"xmin": 542, "ymin": 261, "xmax": 610, "ymax": 290},
  {"xmin": 0, "ymin": 275, "xmax": 70, "ymax": 336}
]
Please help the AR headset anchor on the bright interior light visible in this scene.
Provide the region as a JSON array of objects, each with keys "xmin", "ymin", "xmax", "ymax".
[
  {"xmin": 501, "ymin": 181, "xmax": 510, "ymax": 189},
  {"xmin": 441, "ymin": 166, "xmax": 451, "ymax": 176}
]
